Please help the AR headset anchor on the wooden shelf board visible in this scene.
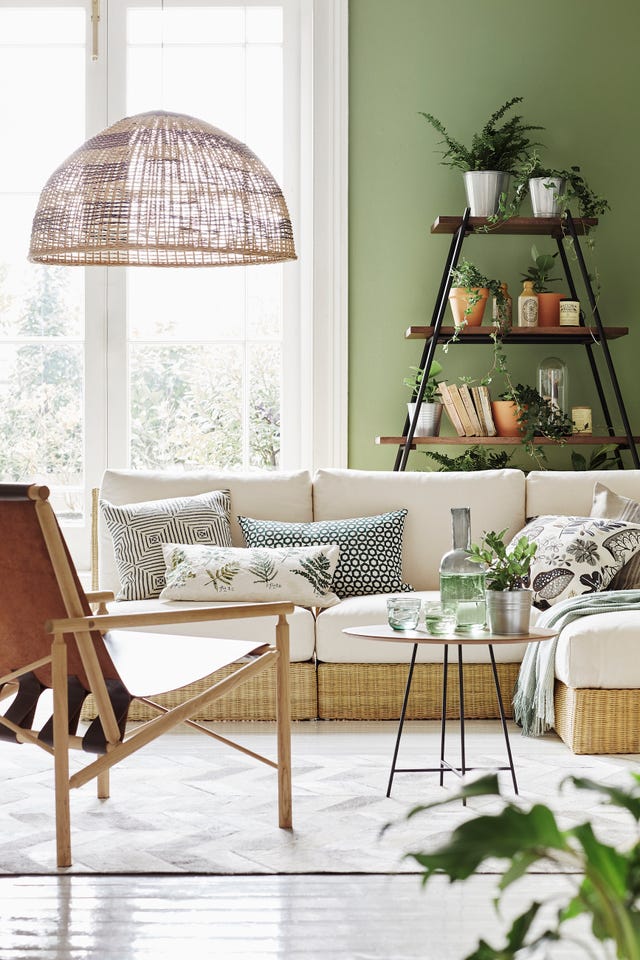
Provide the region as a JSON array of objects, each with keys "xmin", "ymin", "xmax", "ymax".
[
  {"xmin": 431, "ymin": 215, "xmax": 598, "ymax": 237},
  {"xmin": 405, "ymin": 325, "xmax": 628, "ymax": 343},
  {"xmin": 376, "ymin": 435, "xmax": 639, "ymax": 447}
]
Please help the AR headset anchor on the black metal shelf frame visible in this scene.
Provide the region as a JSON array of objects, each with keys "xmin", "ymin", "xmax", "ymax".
[{"xmin": 395, "ymin": 209, "xmax": 639, "ymax": 471}]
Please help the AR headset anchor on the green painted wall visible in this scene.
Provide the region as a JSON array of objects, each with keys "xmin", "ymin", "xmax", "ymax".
[{"xmin": 348, "ymin": 0, "xmax": 640, "ymax": 472}]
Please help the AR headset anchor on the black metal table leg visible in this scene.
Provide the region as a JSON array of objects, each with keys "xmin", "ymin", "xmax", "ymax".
[
  {"xmin": 386, "ymin": 643, "xmax": 418, "ymax": 797},
  {"xmin": 488, "ymin": 644, "xmax": 518, "ymax": 794},
  {"xmin": 439, "ymin": 644, "xmax": 448, "ymax": 786},
  {"xmin": 458, "ymin": 644, "xmax": 467, "ymax": 806}
]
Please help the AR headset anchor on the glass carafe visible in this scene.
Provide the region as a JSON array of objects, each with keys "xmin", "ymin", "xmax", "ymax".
[{"xmin": 439, "ymin": 507, "xmax": 487, "ymax": 633}]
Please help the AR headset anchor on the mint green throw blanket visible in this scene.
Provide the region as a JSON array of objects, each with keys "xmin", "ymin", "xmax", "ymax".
[{"xmin": 512, "ymin": 589, "xmax": 640, "ymax": 737}]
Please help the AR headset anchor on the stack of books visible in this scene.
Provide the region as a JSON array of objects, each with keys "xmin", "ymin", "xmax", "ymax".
[{"xmin": 437, "ymin": 383, "xmax": 497, "ymax": 437}]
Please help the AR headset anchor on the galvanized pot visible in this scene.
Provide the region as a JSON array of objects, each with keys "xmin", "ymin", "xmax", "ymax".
[
  {"xmin": 486, "ymin": 588, "xmax": 533, "ymax": 635},
  {"xmin": 463, "ymin": 171, "xmax": 511, "ymax": 217},
  {"xmin": 407, "ymin": 401, "xmax": 443, "ymax": 437},
  {"xmin": 529, "ymin": 176, "xmax": 567, "ymax": 218}
]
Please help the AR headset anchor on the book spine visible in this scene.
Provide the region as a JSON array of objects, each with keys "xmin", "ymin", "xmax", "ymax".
[
  {"xmin": 437, "ymin": 383, "xmax": 465, "ymax": 437},
  {"xmin": 459, "ymin": 384, "xmax": 484, "ymax": 436},
  {"xmin": 477, "ymin": 385, "xmax": 497, "ymax": 437},
  {"xmin": 447, "ymin": 384, "xmax": 475, "ymax": 436}
]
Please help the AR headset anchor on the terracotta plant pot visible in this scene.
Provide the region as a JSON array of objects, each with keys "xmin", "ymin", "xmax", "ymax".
[
  {"xmin": 491, "ymin": 400, "xmax": 524, "ymax": 437},
  {"xmin": 537, "ymin": 292, "xmax": 565, "ymax": 327},
  {"xmin": 448, "ymin": 287, "xmax": 489, "ymax": 327}
]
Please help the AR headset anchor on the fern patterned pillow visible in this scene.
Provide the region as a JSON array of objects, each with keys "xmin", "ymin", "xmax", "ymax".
[
  {"xmin": 237, "ymin": 511, "xmax": 412, "ymax": 599},
  {"xmin": 159, "ymin": 543, "xmax": 341, "ymax": 607},
  {"xmin": 101, "ymin": 490, "xmax": 233, "ymax": 601},
  {"xmin": 509, "ymin": 515, "xmax": 640, "ymax": 610}
]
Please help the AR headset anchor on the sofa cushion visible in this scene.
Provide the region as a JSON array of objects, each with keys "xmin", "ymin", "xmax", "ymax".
[
  {"xmin": 314, "ymin": 592, "xmax": 529, "ymax": 664},
  {"xmin": 511, "ymin": 515, "xmax": 640, "ymax": 609},
  {"xmin": 590, "ymin": 481, "xmax": 640, "ymax": 589},
  {"xmin": 555, "ymin": 611, "xmax": 640, "ymax": 688},
  {"xmin": 238, "ymin": 511, "xmax": 412, "ymax": 599},
  {"xmin": 312, "ymin": 468, "xmax": 526, "ymax": 590},
  {"xmin": 96, "ymin": 598, "xmax": 316, "ymax": 662},
  {"xmin": 526, "ymin": 470, "xmax": 640, "ymax": 520},
  {"xmin": 160, "ymin": 543, "xmax": 340, "ymax": 607},
  {"xmin": 100, "ymin": 490, "xmax": 233, "ymax": 600},
  {"xmin": 98, "ymin": 469, "xmax": 313, "ymax": 594}
]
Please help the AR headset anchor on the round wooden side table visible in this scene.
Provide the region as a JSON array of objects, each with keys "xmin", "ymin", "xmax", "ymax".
[{"xmin": 342, "ymin": 624, "xmax": 557, "ymax": 798}]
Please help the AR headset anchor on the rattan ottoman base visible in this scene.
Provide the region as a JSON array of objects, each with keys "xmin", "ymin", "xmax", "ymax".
[
  {"xmin": 82, "ymin": 661, "xmax": 317, "ymax": 722},
  {"xmin": 554, "ymin": 681, "xmax": 640, "ymax": 754},
  {"xmin": 317, "ymin": 662, "xmax": 521, "ymax": 721}
]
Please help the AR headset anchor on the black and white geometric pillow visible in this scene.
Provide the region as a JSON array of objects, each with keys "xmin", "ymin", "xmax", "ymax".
[
  {"xmin": 508, "ymin": 514, "xmax": 640, "ymax": 610},
  {"xmin": 101, "ymin": 490, "xmax": 233, "ymax": 600},
  {"xmin": 238, "ymin": 510, "xmax": 413, "ymax": 599}
]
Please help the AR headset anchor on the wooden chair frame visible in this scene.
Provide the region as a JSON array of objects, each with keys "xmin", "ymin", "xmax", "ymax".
[{"xmin": 0, "ymin": 485, "xmax": 293, "ymax": 868}]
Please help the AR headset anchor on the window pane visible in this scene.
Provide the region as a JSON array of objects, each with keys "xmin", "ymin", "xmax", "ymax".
[
  {"xmin": 129, "ymin": 344, "xmax": 243, "ymax": 470},
  {"xmin": 0, "ymin": 8, "xmax": 86, "ymax": 524},
  {"xmin": 248, "ymin": 342, "xmax": 280, "ymax": 468},
  {"xmin": 125, "ymin": 4, "xmax": 285, "ymax": 472},
  {"xmin": 0, "ymin": 341, "xmax": 83, "ymax": 517}
]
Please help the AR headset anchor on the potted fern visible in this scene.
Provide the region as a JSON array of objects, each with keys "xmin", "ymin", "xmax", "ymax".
[
  {"xmin": 404, "ymin": 361, "xmax": 444, "ymax": 436},
  {"xmin": 419, "ymin": 96, "xmax": 544, "ymax": 217},
  {"xmin": 468, "ymin": 528, "xmax": 537, "ymax": 634}
]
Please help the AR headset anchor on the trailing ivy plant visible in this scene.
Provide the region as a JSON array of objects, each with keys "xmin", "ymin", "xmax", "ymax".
[
  {"xmin": 513, "ymin": 152, "xmax": 610, "ymax": 220},
  {"xmin": 498, "ymin": 382, "xmax": 574, "ymax": 467},
  {"xmin": 398, "ymin": 772, "xmax": 640, "ymax": 960},
  {"xmin": 419, "ymin": 96, "xmax": 544, "ymax": 173}
]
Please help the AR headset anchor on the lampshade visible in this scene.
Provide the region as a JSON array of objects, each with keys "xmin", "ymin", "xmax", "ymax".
[{"xmin": 28, "ymin": 110, "xmax": 297, "ymax": 267}]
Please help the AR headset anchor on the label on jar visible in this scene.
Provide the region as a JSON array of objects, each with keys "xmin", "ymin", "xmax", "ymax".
[
  {"xmin": 518, "ymin": 296, "xmax": 538, "ymax": 327},
  {"xmin": 559, "ymin": 300, "xmax": 580, "ymax": 326},
  {"xmin": 571, "ymin": 406, "xmax": 592, "ymax": 434}
]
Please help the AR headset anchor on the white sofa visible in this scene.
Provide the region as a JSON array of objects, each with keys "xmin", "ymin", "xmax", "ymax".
[{"xmin": 96, "ymin": 467, "xmax": 640, "ymax": 754}]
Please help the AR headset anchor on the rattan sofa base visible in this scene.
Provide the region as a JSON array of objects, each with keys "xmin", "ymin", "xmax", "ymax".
[
  {"xmin": 82, "ymin": 661, "xmax": 317, "ymax": 722},
  {"xmin": 554, "ymin": 681, "xmax": 640, "ymax": 754},
  {"xmin": 317, "ymin": 662, "xmax": 520, "ymax": 721}
]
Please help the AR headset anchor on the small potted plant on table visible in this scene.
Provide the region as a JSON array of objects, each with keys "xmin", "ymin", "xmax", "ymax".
[{"xmin": 468, "ymin": 528, "xmax": 537, "ymax": 634}]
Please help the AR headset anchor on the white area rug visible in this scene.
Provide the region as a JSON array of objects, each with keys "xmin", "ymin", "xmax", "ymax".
[{"xmin": 1, "ymin": 720, "xmax": 637, "ymax": 875}]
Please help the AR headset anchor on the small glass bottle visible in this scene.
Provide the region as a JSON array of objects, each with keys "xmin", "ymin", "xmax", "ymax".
[
  {"xmin": 492, "ymin": 282, "xmax": 512, "ymax": 331},
  {"xmin": 538, "ymin": 356, "xmax": 568, "ymax": 413},
  {"xmin": 518, "ymin": 280, "xmax": 538, "ymax": 327},
  {"xmin": 439, "ymin": 507, "xmax": 487, "ymax": 633}
]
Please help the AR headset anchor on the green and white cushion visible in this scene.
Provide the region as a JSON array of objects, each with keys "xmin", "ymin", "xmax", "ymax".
[
  {"xmin": 237, "ymin": 510, "xmax": 412, "ymax": 599},
  {"xmin": 509, "ymin": 514, "xmax": 640, "ymax": 609},
  {"xmin": 101, "ymin": 490, "xmax": 233, "ymax": 600},
  {"xmin": 160, "ymin": 543, "xmax": 340, "ymax": 607}
]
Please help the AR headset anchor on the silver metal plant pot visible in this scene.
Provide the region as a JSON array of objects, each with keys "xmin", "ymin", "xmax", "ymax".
[
  {"xmin": 407, "ymin": 401, "xmax": 443, "ymax": 437},
  {"xmin": 486, "ymin": 589, "xmax": 533, "ymax": 635},
  {"xmin": 463, "ymin": 171, "xmax": 511, "ymax": 217},
  {"xmin": 529, "ymin": 176, "xmax": 567, "ymax": 218}
]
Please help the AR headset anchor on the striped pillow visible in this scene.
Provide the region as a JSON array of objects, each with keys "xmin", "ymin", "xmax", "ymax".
[
  {"xmin": 590, "ymin": 481, "xmax": 640, "ymax": 589},
  {"xmin": 101, "ymin": 490, "xmax": 232, "ymax": 600}
]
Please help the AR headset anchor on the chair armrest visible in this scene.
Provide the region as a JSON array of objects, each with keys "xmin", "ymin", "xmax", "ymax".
[
  {"xmin": 85, "ymin": 590, "xmax": 115, "ymax": 614},
  {"xmin": 45, "ymin": 600, "xmax": 295, "ymax": 635}
]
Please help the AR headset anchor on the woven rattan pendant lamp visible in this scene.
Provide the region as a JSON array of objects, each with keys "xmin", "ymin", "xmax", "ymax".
[{"xmin": 28, "ymin": 110, "xmax": 297, "ymax": 267}]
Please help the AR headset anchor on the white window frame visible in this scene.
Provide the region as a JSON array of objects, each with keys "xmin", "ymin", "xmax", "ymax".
[{"xmin": 3, "ymin": 0, "xmax": 348, "ymax": 568}]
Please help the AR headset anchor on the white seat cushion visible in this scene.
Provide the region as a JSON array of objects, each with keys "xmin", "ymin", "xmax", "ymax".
[
  {"xmin": 98, "ymin": 598, "xmax": 316, "ymax": 662},
  {"xmin": 555, "ymin": 611, "xmax": 640, "ymax": 688},
  {"xmin": 315, "ymin": 592, "xmax": 529, "ymax": 665}
]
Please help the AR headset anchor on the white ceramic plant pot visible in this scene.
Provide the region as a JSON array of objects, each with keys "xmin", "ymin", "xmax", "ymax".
[
  {"xmin": 486, "ymin": 588, "xmax": 533, "ymax": 635},
  {"xmin": 407, "ymin": 401, "xmax": 443, "ymax": 438},
  {"xmin": 463, "ymin": 171, "xmax": 511, "ymax": 217},
  {"xmin": 529, "ymin": 176, "xmax": 567, "ymax": 218}
]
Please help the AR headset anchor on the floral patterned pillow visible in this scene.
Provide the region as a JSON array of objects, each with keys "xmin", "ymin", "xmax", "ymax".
[
  {"xmin": 508, "ymin": 515, "xmax": 640, "ymax": 610},
  {"xmin": 159, "ymin": 543, "xmax": 341, "ymax": 607}
]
